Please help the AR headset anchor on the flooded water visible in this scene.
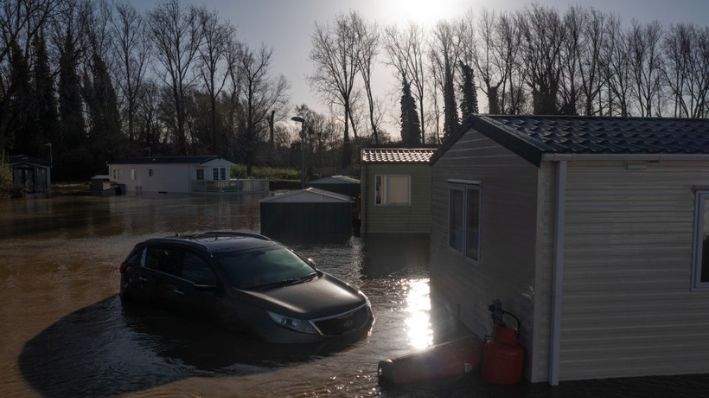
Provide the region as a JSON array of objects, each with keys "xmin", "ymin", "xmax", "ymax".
[{"xmin": 0, "ymin": 194, "xmax": 466, "ymax": 397}]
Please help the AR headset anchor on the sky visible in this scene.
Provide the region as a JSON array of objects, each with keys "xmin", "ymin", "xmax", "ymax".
[{"xmin": 129, "ymin": 0, "xmax": 709, "ymax": 133}]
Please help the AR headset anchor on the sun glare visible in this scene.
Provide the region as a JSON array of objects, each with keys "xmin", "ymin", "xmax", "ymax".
[
  {"xmin": 404, "ymin": 278, "xmax": 433, "ymax": 350},
  {"xmin": 380, "ymin": 0, "xmax": 456, "ymax": 27}
]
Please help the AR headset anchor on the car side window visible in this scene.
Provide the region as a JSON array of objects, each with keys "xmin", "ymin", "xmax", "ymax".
[
  {"xmin": 182, "ymin": 252, "xmax": 217, "ymax": 286},
  {"xmin": 145, "ymin": 247, "xmax": 182, "ymax": 277}
]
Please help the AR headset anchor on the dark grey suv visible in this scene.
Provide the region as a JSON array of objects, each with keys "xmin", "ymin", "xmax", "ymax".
[{"xmin": 119, "ymin": 231, "xmax": 373, "ymax": 343}]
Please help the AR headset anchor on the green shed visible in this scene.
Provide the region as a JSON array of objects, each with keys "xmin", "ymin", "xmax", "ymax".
[{"xmin": 260, "ymin": 188, "xmax": 353, "ymax": 240}]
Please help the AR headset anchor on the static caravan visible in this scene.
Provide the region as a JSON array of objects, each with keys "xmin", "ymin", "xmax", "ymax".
[
  {"xmin": 360, "ymin": 148, "xmax": 435, "ymax": 235},
  {"xmin": 430, "ymin": 115, "xmax": 709, "ymax": 385},
  {"xmin": 108, "ymin": 156, "xmax": 235, "ymax": 193}
]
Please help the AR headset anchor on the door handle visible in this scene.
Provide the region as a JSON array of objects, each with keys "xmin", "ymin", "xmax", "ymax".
[
  {"xmin": 138, "ymin": 276, "xmax": 148, "ymax": 282},
  {"xmin": 173, "ymin": 288, "xmax": 185, "ymax": 296}
]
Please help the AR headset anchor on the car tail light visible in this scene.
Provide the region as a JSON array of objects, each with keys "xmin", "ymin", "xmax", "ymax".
[{"xmin": 119, "ymin": 261, "xmax": 129, "ymax": 273}]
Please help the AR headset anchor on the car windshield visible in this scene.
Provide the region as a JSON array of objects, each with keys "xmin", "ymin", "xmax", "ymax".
[{"xmin": 217, "ymin": 247, "xmax": 316, "ymax": 289}]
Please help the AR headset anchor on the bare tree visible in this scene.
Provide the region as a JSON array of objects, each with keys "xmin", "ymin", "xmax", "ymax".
[
  {"xmin": 196, "ymin": 7, "xmax": 232, "ymax": 153},
  {"xmin": 558, "ymin": 6, "xmax": 583, "ymax": 115},
  {"xmin": 601, "ymin": 15, "xmax": 631, "ymax": 116},
  {"xmin": 111, "ymin": 1, "xmax": 150, "ymax": 145},
  {"xmin": 628, "ymin": 20, "xmax": 664, "ymax": 116},
  {"xmin": 309, "ymin": 12, "xmax": 360, "ymax": 169},
  {"xmin": 578, "ymin": 8, "xmax": 606, "ymax": 115},
  {"xmin": 384, "ymin": 23, "xmax": 428, "ymax": 142},
  {"xmin": 148, "ymin": 0, "xmax": 202, "ymax": 154},
  {"xmin": 518, "ymin": 5, "xmax": 566, "ymax": 115},
  {"xmin": 238, "ymin": 44, "xmax": 288, "ymax": 175},
  {"xmin": 430, "ymin": 20, "xmax": 462, "ymax": 140},
  {"xmin": 352, "ymin": 13, "xmax": 381, "ymax": 144},
  {"xmin": 663, "ymin": 24, "xmax": 709, "ymax": 118}
]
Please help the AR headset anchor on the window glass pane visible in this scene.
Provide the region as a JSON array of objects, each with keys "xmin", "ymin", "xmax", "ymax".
[
  {"xmin": 145, "ymin": 247, "xmax": 181, "ymax": 276},
  {"xmin": 375, "ymin": 176, "xmax": 382, "ymax": 204},
  {"xmin": 466, "ymin": 188, "xmax": 480, "ymax": 260},
  {"xmin": 213, "ymin": 168, "xmax": 219, "ymax": 180},
  {"xmin": 196, "ymin": 169, "xmax": 204, "ymax": 180},
  {"xmin": 449, "ymin": 190, "xmax": 463, "ymax": 251},
  {"xmin": 217, "ymin": 248, "xmax": 316, "ymax": 289},
  {"xmin": 182, "ymin": 252, "xmax": 216, "ymax": 285},
  {"xmin": 220, "ymin": 168, "xmax": 226, "ymax": 180},
  {"xmin": 387, "ymin": 176, "xmax": 410, "ymax": 204},
  {"xmin": 702, "ymin": 197, "xmax": 709, "ymax": 283}
]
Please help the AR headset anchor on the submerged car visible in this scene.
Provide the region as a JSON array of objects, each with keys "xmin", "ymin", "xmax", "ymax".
[{"xmin": 119, "ymin": 231, "xmax": 373, "ymax": 343}]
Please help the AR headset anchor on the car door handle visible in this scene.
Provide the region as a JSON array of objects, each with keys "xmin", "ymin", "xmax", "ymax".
[{"xmin": 173, "ymin": 288, "xmax": 185, "ymax": 296}]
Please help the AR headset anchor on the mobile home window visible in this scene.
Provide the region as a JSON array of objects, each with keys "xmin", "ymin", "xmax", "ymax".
[
  {"xmin": 693, "ymin": 191, "xmax": 709, "ymax": 287},
  {"xmin": 448, "ymin": 183, "xmax": 480, "ymax": 262},
  {"xmin": 220, "ymin": 168, "xmax": 226, "ymax": 180},
  {"xmin": 213, "ymin": 168, "xmax": 219, "ymax": 180},
  {"xmin": 196, "ymin": 169, "xmax": 204, "ymax": 181},
  {"xmin": 130, "ymin": 169, "xmax": 136, "ymax": 180},
  {"xmin": 374, "ymin": 175, "xmax": 410, "ymax": 206},
  {"xmin": 148, "ymin": 168, "xmax": 153, "ymax": 177}
]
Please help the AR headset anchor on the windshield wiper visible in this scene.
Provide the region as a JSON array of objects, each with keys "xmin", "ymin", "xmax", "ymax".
[{"xmin": 251, "ymin": 273, "xmax": 318, "ymax": 290}]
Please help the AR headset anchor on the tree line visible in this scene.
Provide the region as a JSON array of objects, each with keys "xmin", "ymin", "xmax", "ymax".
[
  {"xmin": 3, "ymin": 1, "xmax": 709, "ymax": 179},
  {"xmin": 0, "ymin": 0, "xmax": 296, "ymax": 180},
  {"xmin": 310, "ymin": 7, "xmax": 709, "ymax": 167}
]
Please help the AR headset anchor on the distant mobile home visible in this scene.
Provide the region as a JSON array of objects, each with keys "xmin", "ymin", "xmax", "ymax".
[
  {"xmin": 360, "ymin": 148, "xmax": 435, "ymax": 235},
  {"xmin": 430, "ymin": 115, "xmax": 709, "ymax": 385},
  {"xmin": 108, "ymin": 156, "xmax": 236, "ymax": 193}
]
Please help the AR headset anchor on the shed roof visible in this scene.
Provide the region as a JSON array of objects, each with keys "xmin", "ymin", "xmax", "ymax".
[
  {"xmin": 309, "ymin": 175, "xmax": 360, "ymax": 185},
  {"xmin": 261, "ymin": 187, "xmax": 353, "ymax": 203},
  {"xmin": 109, "ymin": 155, "xmax": 225, "ymax": 165},
  {"xmin": 432, "ymin": 115, "xmax": 709, "ymax": 167},
  {"xmin": 361, "ymin": 148, "xmax": 436, "ymax": 164},
  {"xmin": 9, "ymin": 155, "xmax": 50, "ymax": 167}
]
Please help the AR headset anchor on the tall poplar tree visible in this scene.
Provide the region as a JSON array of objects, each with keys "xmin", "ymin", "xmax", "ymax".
[{"xmin": 400, "ymin": 78, "xmax": 421, "ymax": 146}]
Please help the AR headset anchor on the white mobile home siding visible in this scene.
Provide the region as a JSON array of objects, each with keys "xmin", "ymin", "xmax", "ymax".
[
  {"xmin": 430, "ymin": 129, "xmax": 541, "ymax": 380},
  {"xmin": 363, "ymin": 163, "xmax": 431, "ymax": 234},
  {"xmin": 557, "ymin": 160, "xmax": 709, "ymax": 380}
]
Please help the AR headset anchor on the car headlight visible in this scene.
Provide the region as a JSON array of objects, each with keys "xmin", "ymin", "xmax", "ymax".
[{"xmin": 267, "ymin": 311, "xmax": 318, "ymax": 334}]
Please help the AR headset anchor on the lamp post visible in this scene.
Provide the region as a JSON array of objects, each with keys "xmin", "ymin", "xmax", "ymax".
[{"xmin": 291, "ymin": 116, "xmax": 306, "ymax": 189}]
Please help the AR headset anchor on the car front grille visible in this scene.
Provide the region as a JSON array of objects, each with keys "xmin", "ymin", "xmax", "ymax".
[{"xmin": 313, "ymin": 306, "xmax": 369, "ymax": 335}]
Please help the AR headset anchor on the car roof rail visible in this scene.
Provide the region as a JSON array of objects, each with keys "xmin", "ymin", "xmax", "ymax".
[{"xmin": 183, "ymin": 230, "xmax": 271, "ymax": 241}]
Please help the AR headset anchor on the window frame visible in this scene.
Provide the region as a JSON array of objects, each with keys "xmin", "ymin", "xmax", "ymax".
[
  {"xmin": 374, "ymin": 174, "xmax": 411, "ymax": 206},
  {"xmin": 213, "ymin": 168, "xmax": 219, "ymax": 180},
  {"xmin": 220, "ymin": 167, "xmax": 226, "ymax": 181},
  {"xmin": 692, "ymin": 191, "xmax": 709, "ymax": 289},
  {"xmin": 142, "ymin": 245, "xmax": 218, "ymax": 288},
  {"xmin": 196, "ymin": 169, "xmax": 204, "ymax": 181},
  {"xmin": 447, "ymin": 180, "xmax": 481, "ymax": 264},
  {"xmin": 148, "ymin": 168, "xmax": 153, "ymax": 177}
]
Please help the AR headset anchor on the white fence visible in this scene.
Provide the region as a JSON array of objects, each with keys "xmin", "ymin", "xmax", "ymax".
[{"xmin": 191, "ymin": 179, "xmax": 269, "ymax": 194}]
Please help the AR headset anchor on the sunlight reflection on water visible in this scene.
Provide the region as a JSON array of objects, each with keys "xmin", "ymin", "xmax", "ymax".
[{"xmin": 404, "ymin": 278, "xmax": 433, "ymax": 350}]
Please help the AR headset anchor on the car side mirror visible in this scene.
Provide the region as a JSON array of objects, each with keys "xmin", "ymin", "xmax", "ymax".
[{"xmin": 306, "ymin": 258, "xmax": 317, "ymax": 269}]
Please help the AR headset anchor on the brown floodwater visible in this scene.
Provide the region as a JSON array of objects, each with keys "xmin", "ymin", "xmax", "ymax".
[{"xmin": 0, "ymin": 193, "xmax": 467, "ymax": 397}]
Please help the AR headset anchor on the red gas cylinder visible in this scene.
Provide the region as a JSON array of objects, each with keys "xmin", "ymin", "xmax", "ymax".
[
  {"xmin": 378, "ymin": 335, "xmax": 483, "ymax": 385},
  {"xmin": 481, "ymin": 323, "xmax": 525, "ymax": 384}
]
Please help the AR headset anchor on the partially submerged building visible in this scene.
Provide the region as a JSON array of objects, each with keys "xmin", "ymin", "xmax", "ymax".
[
  {"xmin": 108, "ymin": 156, "xmax": 266, "ymax": 194},
  {"xmin": 430, "ymin": 115, "xmax": 709, "ymax": 384},
  {"xmin": 260, "ymin": 188, "xmax": 353, "ymax": 240},
  {"xmin": 308, "ymin": 175, "xmax": 360, "ymax": 197},
  {"xmin": 9, "ymin": 155, "xmax": 51, "ymax": 194},
  {"xmin": 360, "ymin": 148, "xmax": 435, "ymax": 235}
]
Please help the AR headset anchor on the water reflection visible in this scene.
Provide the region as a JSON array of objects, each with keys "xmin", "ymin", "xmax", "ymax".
[{"xmin": 404, "ymin": 278, "xmax": 433, "ymax": 350}]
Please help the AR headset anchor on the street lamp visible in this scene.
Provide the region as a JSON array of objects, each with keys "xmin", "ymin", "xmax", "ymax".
[{"xmin": 291, "ymin": 116, "xmax": 306, "ymax": 189}]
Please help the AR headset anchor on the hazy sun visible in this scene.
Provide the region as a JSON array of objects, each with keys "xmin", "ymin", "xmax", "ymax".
[{"xmin": 379, "ymin": 0, "xmax": 459, "ymax": 27}]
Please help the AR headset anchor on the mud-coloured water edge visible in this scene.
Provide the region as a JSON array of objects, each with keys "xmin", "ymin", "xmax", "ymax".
[{"xmin": 0, "ymin": 194, "xmax": 470, "ymax": 397}]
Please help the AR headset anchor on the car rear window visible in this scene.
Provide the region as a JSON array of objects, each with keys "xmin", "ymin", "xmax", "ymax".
[{"xmin": 217, "ymin": 248, "xmax": 315, "ymax": 290}]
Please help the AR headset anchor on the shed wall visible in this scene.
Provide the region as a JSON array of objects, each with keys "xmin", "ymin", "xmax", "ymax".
[
  {"xmin": 430, "ymin": 129, "xmax": 541, "ymax": 380},
  {"xmin": 363, "ymin": 163, "xmax": 431, "ymax": 234},
  {"xmin": 558, "ymin": 160, "xmax": 709, "ymax": 380}
]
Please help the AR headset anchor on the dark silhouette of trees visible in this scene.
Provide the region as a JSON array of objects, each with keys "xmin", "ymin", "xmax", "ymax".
[
  {"xmin": 459, "ymin": 62, "xmax": 479, "ymax": 120},
  {"xmin": 400, "ymin": 78, "xmax": 421, "ymax": 146}
]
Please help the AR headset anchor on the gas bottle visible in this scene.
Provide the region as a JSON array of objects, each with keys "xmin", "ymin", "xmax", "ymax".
[{"xmin": 480, "ymin": 301, "xmax": 525, "ymax": 384}]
